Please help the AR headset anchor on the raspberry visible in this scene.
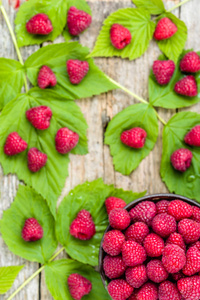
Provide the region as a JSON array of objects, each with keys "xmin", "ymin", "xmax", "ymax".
[
  {"xmin": 121, "ymin": 127, "xmax": 147, "ymax": 149},
  {"xmin": 143, "ymin": 233, "xmax": 164, "ymax": 257},
  {"xmin": 102, "ymin": 230, "xmax": 125, "ymax": 256},
  {"xmin": 171, "ymin": 148, "xmax": 193, "ymax": 172},
  {"xmin": 67, "ymin": 59, "xmax": 89, "ymax": 85},
  {"xmin": 152, "ymin": 60, "xmax": 175, "ymax": 85},
  {"xmin": 125, "ymin": 222, "xmax": 149, "ymax": 244},
  {"xmin": 184, "ymin": 125, "xmax": 200, "ymax": 147},
  {"xmin": 166, "ymin": 233, "xmax": 186, "ymax": 251},
  {"xmin": 136, "ymin": 282, "xmax": 158, "ymax": 300},
  {"xmin": 146, "ymin": 260, "xmax": 168, "ymax": 283},
  {"xmin": 162, "ymin": 244, "xmax": 186, "ymax": 273},
  {"xmin": 21, "ymin": 218, "xmax": 43, "ymax": 242},
  {"xmin": 152, "ymin": 213, "xmax": 176, "ymax": 238},
  {"xmin": 122, "ymin": 241, "xmax": 147, "ymax": 267},
  {"xmin": 172, "ymin": 271, "xmax": 185, "ymax": 281},
  {"xmin": 107, "ymin": 279, "xmax": 133, "ymax": 300},
  {"xmin": 105, "ymin": 197, "xmax": 126, "ymax": 215},
  {"xmin": 125, "ymin": 265, "xmax": 148, "ymax": 288},
  {"xmin": 156, "ymin": 200, "xmax": 170, "ymax": 214},
  {"xmin": 182, "ymin": 245, "xmax": 200, "ymax": 276},
  {"xmin": 127, "ymin": 292, "xmax": 138, "ymax": 300},
  {"xmin": 37, "ymin": 66, "xmax": 57, "ymax": 89},
  {"xmin": 177, "ymin": 275, "xmax": 200, "ymax": 300},
  {"xmin": 26, "ymin": 106, "xmax": 52, "ymax": 130},
  {"xmin": 67, "ymin": 6, "xmax": 92, "ymax": 36},
  {"xmin": 178, "ymin": 218, "xmax": 200, "ymax": 244},
  {"xmin": 192, "ymin": 206, "xmax": 200, "ymax": 223},
  {"xmin": 154, "ymin": 17, "xmax": 177, "ymax": 40},
  {"xmin": 26, "ymin": 13, "xmax": 53, "ymax": 35},
  {"xmin": 109, "ymin": 208, "xmax": 131, "ymax": 230},
  {"xmin": 27, "ymin": 148, "xmax": 47, "ymax": 173},
  {"xmin": 129, "ymin": 201, "xmax": 157, "ymax": 226},
  {"xmin": 9, "ymin": 0, "xmax": 20, "ymax": 9},
  {"xmin": 70, "ymin": 210, "xmax": 95, "ymax": 241},
  {"xmin": 159, "ymin": 281, "xmax": 182, "ymax": 300},
  {"xmin": 174, "ymin": 75, "xmax": 198, "ymax": 97},
  {"xmin": 4, "ymin": 132, "xmax": 27, "ymax": 156},
  {"xmin": 168, "ymin": 200, "xmax": 193, "ymax": 221},
  {"xmin": 110, "ymin": 24, "xmax": 132, "ymax": 50},
  {"xmin": 55, "ymin": 128, "xmax": 79, "ymax": 154},
  {"xmin": 103, "ymin": 255, "xmax": 126, "ymax": 279},
  {"xmin": 67, "ymin": 273, "xmax": 92, "ymax": 300},
  {"xmin": 180, "ymin": 51, "xmax": 200, "ymax": 73}
]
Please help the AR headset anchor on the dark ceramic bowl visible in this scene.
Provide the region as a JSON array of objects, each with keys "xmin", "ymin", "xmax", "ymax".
[{"xmin": 99, "ymin": 193, "xmax": 200, "ymax": 290}]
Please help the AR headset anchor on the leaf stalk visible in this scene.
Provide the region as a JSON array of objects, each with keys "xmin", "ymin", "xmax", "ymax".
[{"xmin": 167, "ymin": 0, "xmax": 191, "ymax": 12}]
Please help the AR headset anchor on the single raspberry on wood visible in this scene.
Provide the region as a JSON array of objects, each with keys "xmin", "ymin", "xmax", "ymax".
[
  {"xmin": 129, "ymin": 201, "xmax": 157, "ymax": 226},
  {"xmin": 136, "ymin": 282, "xmax": 158, "ymax": 300},
  {"xmin": 146, "ymin": 259, "xmax": 168, "ymax": 283},
  {"xmin": 182, "ymin": 245, "xmax": 200, "ymax": 276},
  {"xmin": 122, "ymin": 241, "xmax": 147, "ymax": 267},
  {"xmin": 184, "ymin": 125, "xmax": 200, "ymax": 147},
  {"xmin": 180, "ymin": 51, "xmax": 200, "ymax": 73},
  {"xmin": 121, "ymin": 127, "xmax": 147, "ymax": 149},
  {"xmin": 55, "ymin": 128, "xmax": 79, "ymax": 154},
  {"xmin": 143, "ymin": 233, "xmax": 164, "ymax": 257},
  {"xmin": 125, "ymin": 265, "xmax": 148, "ymax": 288},
  {"xmin": 22, "ymin": 218, "xmax": 43, "ymax": 242},
  {"xmin": 151, "ymin": 213, "xmax": 177, "ymax": 238},
  {"xmin": 67, "ymin": 6, "xmax": 92, "ymax": 36},
  {"xmin": 174, "ymin": 75, "xmax": 198, "ymax": 97},
  {"xmin": 166, "ymin": 233, "xmax": 186, "ymax": 251},
  {"xmin": 105, "ymin": 197, "xmax": 126, "ymax": 215},
  {"xmin": 67, "ymin": 273, "xmax": 92, "ymax": 300},
  {"xmin": 168, "ymin": 199, "xmax": 193, "ymax": 221},
  {"xmin": 110, "ymin": 24, "xmax": 132, "ymax": 50},
  {"xmin": 27, "ymin": 148, "xmax": 47, "ymax": 173},
  {"xmin": 156, "ymin": 200, "xmax": 170, "ymax": 214},
  {"xmin": 152, "ymin": 60, "xmax": 175, "ymax": 85},
  {"xmin": 154, "ymin": 17, "xmax": 177, "ymax": 40},
  {"xmin": 162, "ymin": 244, "xmax": 186, "ymax": 274},
  {"xmin": 170, "ymin": 148, "xmax": 193, "ymax": 172},
  {"xmin": 178, "ymin": 218, "xmax": 200, "ymax": 244},
  {"xmin": 125, "ymin": 222, "xmax": 149, "ymax": 244},
  {"xmin": 37, "ymin": 66, "xmax": 57, "ymax": 89},
  {"xmin": 26, "ymin": 106, "xmax": 52, "ymax": 130},
  {"xmin": 102, "ymin": 230, "xmax": 125, "ymax": 256},
  {"xmin": 177, "ymin": 275, "xmax": 200, "ymax": 300},
  {"xmin": 26, "ymin": 13, "xmax": 53, "ymax": 35},
  {"xmin": 158, "ymin": 280, "xmax": 182, "ymax": 300},
  {"xmin": 67, "ymin": 59, "xmax": 89, "ymax": 85},
  {"xmin": 107, "ymin": 279, "xmax": 134, "ymax": 300},
  {"xmin": 4, "ymin": 132, "xmax": 27, "ymax": 156},
  {"xmin": 103, "ymin": 255, "xmax": 126, "ymax": 279},
  {"xmin": 109, "ymin": 208, "xmax": 131, "ymax": 230},
  {"xmin": 70, "ymin": 210, "xmax": 95, "ymax": 241}
]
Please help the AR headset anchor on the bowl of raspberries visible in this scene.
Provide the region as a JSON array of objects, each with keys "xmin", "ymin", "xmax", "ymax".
[{"xmin": 99, "ymin": 194, "xmax": 200, "ymax": 300}]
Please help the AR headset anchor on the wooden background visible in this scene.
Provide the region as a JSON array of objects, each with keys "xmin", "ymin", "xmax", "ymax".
[{"xmin": 0, "ymin": 0, "xmax": 199, "ymax": 298}]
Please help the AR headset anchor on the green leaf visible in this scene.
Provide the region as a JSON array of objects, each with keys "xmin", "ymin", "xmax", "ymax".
[
  {"xmin": 0, "ymin": 59, "xmax": 24, "ymax": 109},
  {"xmin": 132, "ymin": 0, "xmax": 165, "ymax": 15},
  {"xmin": 89, "ymin": 8, "xmax": 155, "ymax": 60},
  {"xmin": 0, "ymin": 265, "xmax": 24, "ymax": 294},
  {"xmin": 111, "ymin": 188, "xmax": 146, "ymax": 204},
  {"xmin": 161, "ymin": 111, "xmax": 200, "ymax": 202},
  {"xmin": 0, "ymin": 185, "xmax": 57, "ymax": 263},
  {"xmin": 15, "ymin": 0, "xmax": 68, "ymax": 47},
  {"xmin": 149, "ymin": 51, "xmax": 200, "ymax": 109},
  {"xmin": 0, "ymin": 88, "xmax": 88, "ymax": 218},
  {"xmin": 25, "ymin": 42, "xmax": 117, "ymax": 99},
  {"xmin": 45, "ymin": 259, "xmax": 111, "ymax": 300},
  {"xmin": 155, "ymin": 12, "xmax": 187, "ymax": 63},
  {"xmin": 105, "ymin": 103, "xmax": 159, "ymax": 175}
]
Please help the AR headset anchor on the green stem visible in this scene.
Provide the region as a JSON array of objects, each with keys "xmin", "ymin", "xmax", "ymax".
[
  {"xmin": 154, "ymin": 110, "xmax": 167, "ymax": 125},
  {"xmin": 167, "ymin": 0, "xmax": 191, "ymax": 12}
]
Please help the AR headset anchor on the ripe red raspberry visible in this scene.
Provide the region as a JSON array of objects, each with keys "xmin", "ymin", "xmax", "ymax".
[
  {"xmin": 168, "ymin": 200, "xmax": 193, "ymax": 221},
  {"xmin": 178, "ymin": 218, "xmax": 200, "ymax": 244},
  {"xmin": 125, "ymin": 265, "xmax": 148, "ymax": 288},
  {"xmin": 129, "ymin": 201, "xmax": 157, "ymax": 226},
  {"xmin": 37, "ymin": 66, "xmax": 57, "ymax": 89},
  {"xmin": 4, "ymin": 132, "xmax": 27, "ymax": 156},
  {"xmin": 154, "ymin": 17, "xmax": 177, "ymax": 40},
  {"xmin": 180, "ymin": 51, "xmax": 200, "ymax": 73},
  {"xmin": 192, "ymin": 241, "xmax": 200, "ymax": 251},
  {"xmin": 67, "ymin": 59, "xmax": 89, "ymax": 85},
  {"xmin": 105, "ymin": 197, "xmax": 126, "ymax": 215},
  {"xmin": 162, "ymin": 244, "xmax": 186, "ymax": 273},
  {"xmin": 110, "ymin": 24, "xmax": 132, "ymax": 50},
  {"xmin": 55, "ymin": 128, "xmax": 79, "ymax": 154},
  {"xmin": 27, "ymin": 148, "xmax": 47, "ymax": 173},
  {"xmin": 121, "ymin": 127, "xmax": 147, "ymax": 149},
  {"xmin": 171, "ymin": 148, "xmax": 193, "ymax": 172},
  {"xmin": 26, "ymin": 13, "xmax": 53, "ymax": 35},
  {"xmin": 109, "ymin": 208, "xmax": 131, "ymax": 230},
  {"xmin": 67, "ymin": 273, "xmax": 92, "ymax": 300},
  {"xmin": 159, "ymin": 281, "xmax": 182, "ymax": 300},
  {"xmin": 70, "ymin": 210, "xmax": 95, "ymax": 241},
  {"xmin": 184, "ymin": 125, "xmax": 200, "ymax": 147},
  {"xmin": 146, "ymin": 260, "xmax": 168, "ymax": 283},
  {"xmin": 174, "ymin": 75, "xmax": 198, "ymax": 97},
  {"xmin": 172, "ymin": 271, "xmax": 185, "ymax": 281},
  {"xmin": 152, "ymin": 213, "xmax": 176, "ymax": 238},
  {"xmin": 143, "ymin": 233, "xmax": 164, "ymax": 257},
  {"xmin": 21, "ymin": 218, "xmax": 43, "ymax": 241},
  {"xmin": 127, "ymin": 292, "xmax": 138, "ymax": 300},
  {"xmin": 192, "ymin": 206, "xmax": 200, "ymax": 223},
  {"xmin": 166, "ymin": 233, "xmax": 186, "ymax": 251},
  {"xmin": 152, "ymin": 60, "xmax": 175, "ymax": 85},
  {"xmin": 182, "ymin": 245, "xmax": 200, "ymax": 276},
  {"xmin": 156, "ymin": 200, "xmax": 170, "ymax": 214},
  {"xmin": 103, "ymin": 255, "xmax": 126, "ymax": 279},
  {"xmin": 102, "ymin": 230, "xmax": 125, "ymax": 256},
  {"xmin": 136, "ymin": 282, "xmax": 158, "ymax": 300},
  {"xmin": 107, "ymin": 279, "xmax": 134, "ymax": 300},
  {"xmin": 67, "ymin": 6, "xmax": 92, "ymax": 36},
  {"xmin": 177, "ymin": 275, "xmax": 200, "ymax": 300},
  {"xmin": 122, "ymin": 241, "xmax": 147, "ymax": 267},
  {"xmin": 26, "ymin": 106, "xmax": 52, "ymax": 130},
  {"xmin": 125, "ymin": 222, "xmax": 149, "ymax": 244}
]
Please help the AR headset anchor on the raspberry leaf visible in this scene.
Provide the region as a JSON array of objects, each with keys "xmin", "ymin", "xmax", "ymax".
[
  {"xmin": 45, "ymin": 259, "xmax": 111, "ymax": 300},
  {"xmin": 0, "ymin": 58, "xmax": 24, "ymax": 109},
  {"xmin": 0, "ymin": 88, "xmax": 88, "ymax": 218},
  {"xmin": 0, "ymin": 265, "xmax": 24, "ymax": 294},
  {"xmin": 89, "ymin": 8, "xmax": 155, "ymax": 60},
  {"xmin": 0, "ymin": 185, "xmax": 57, "ymax": 263},
  {"xmin": 25, "ymin": 42, "xmax": 117, "ymax": 99},
  {"xmin": 132, "ymin": 0, "xmax": 165, "ymax": 15},
  {"xmin": 155, "ymin": 13, "xmax": 187, "ymax": 63},
  {"xmin": 149, "ymin": 51, "xmax": 200, "ymax": 109},
  {"xmin": 15, "ymin": 0, "xmax": 68, "ymax": 47},
  {"xmin": 161, "ymin": 111, "xmax": 200, "ymax": 202},
  {"xmin": 105, "ymin": 103, "xmax": 159, "ymax": 175}
]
